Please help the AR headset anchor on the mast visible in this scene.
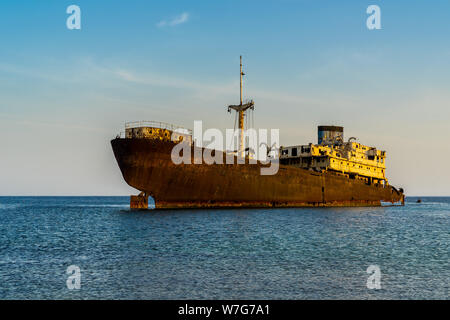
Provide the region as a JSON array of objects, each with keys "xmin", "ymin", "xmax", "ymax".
[
  {"xmin": 228, "ymin": 55, "xmax": 254, "ymax": 158},
  {"xmin": 239, "ymin": 56, "xmax": 244, "ymax": 157},
  {"xmin": 240, "ymin": 55, "xmax": 243, "ymax": 105}
]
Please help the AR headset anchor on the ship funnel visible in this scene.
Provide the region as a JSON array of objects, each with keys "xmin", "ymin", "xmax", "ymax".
[{"xmin": 318, "ymin": 125, "xmax": 344, "ymax": 145}]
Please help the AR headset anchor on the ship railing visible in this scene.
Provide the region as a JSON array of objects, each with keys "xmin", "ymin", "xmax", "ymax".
[
  {"xmin": 125, "ymin": 120, "xmax": 192, "ymax": 135},
  {"xmin": 116, "ymin": 131, "xmax": 125, "ymax": 138}
]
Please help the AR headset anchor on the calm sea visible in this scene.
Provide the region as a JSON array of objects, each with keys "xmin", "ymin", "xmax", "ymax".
[{"xmin": 0, "ymin": 196, "xmax": 448, "ymax": 299}]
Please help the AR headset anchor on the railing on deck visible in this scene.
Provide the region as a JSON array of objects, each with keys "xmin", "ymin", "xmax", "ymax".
[{"xmin": 125, "ymin": 121, "xmax": 192, "ymax": 135}]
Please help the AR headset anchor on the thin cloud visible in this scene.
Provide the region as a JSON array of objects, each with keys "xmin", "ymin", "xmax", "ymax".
[
  {"xmin": 157, "ymin": 12, "xmax": 190, "ymax": 28},
  {"xmin": 110, "ymin": 67, "xmax": 320, "ymax": 106}
]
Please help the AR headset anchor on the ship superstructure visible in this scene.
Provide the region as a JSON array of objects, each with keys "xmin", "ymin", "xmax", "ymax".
[{"xmin": 280, "ymin": 126, "xmax": 388, "ymax": 186}]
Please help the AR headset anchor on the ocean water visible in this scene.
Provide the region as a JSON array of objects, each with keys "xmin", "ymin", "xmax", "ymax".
[{"xmin": 0, "ymin": 196, "xmax": 448, "ymax": 300}]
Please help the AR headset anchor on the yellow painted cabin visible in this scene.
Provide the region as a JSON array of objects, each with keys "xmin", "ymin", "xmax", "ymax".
[{"xmin": 280, "ymin": 126, "xmax": 388, "ymax": 185}]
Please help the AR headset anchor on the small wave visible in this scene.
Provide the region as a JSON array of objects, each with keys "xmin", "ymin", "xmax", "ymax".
[
  {"xmin": 67, "ymin": 204, "xmax": 130, "ymax": 208},
  {"xmin": 0, "ymin": 204, "xmax": 20, "ymax": 210},
  {"xmin": 416, "ymin": 201, "xmax": 450, "ymax": 205},
  {"xmin": 0, "ymin": 257, "xmax": 38, "ymax": 264}
]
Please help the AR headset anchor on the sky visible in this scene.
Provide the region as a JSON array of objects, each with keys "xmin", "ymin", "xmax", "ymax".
[{"xmin": 0, "ymin": 0, "xmax": 449, "ymax": 196}]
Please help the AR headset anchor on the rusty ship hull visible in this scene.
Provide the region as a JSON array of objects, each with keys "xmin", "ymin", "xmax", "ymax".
[{"xmin": 111, "ymin": 138, "xmax": 404, "ymax": 209}]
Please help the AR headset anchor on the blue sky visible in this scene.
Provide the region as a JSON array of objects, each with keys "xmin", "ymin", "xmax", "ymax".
[{"xmin": 1, "ymin": 0, "xmax": 449, "ymax": 195}]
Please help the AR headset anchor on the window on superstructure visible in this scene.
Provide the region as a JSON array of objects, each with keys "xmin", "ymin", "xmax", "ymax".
[{"xmin": 291, "ymin": 148, "xmax": 297, "ymax": 157}]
